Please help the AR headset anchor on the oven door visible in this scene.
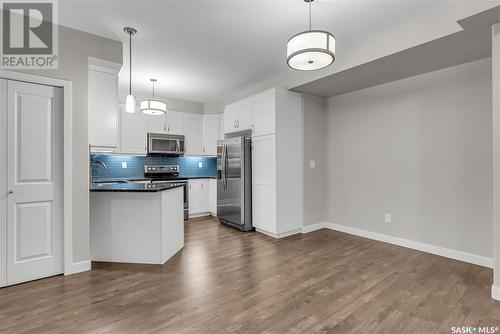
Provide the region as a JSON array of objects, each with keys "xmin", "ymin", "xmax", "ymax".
[{"xmin": 148, "ymin": 133, "xmax": 182, "ymax": 155}]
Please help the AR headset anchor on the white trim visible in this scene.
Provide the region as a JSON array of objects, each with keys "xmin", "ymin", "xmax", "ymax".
[
  {"xmin": 322, "ymin": 222, "xmax": 494, "ymax": 268},
  {"xmin": 88, "ymin": 57, "xmax": 122, "ymax": 75},
  {"xmin": 302, "ymin": 222, "xmax": 328, "ymax": 234},
  {"xmin": 256, "ymin": 227, "xmax": 302, "ymax": 239},
  {"xmin": 0, "ymin": 70, "xmax": 76, "ymax": 276},
  {"xmin": 0, "ymin": 79, "xmax": 6, "ymax": 287},
  {"xmin": 189, "ymin": 212, "xmax": 211, "ymax": 219},
  {"xmin": 492, "ymin": 285, "xmax": 500, "ymax": 301},
  {"xmin": 65, "ymin": 261, "xmax": 91, "ymax": 275}
]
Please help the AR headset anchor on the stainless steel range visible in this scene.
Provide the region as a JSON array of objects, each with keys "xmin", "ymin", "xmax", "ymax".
[{"xmin": 144, "ymin": 164, "xmax": 189, "ymax": 220}]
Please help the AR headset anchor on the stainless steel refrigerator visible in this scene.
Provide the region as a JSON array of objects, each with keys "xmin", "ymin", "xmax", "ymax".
[{"xmin": 217, "ymin": 136, "xmax": 252, "ymax": 231}]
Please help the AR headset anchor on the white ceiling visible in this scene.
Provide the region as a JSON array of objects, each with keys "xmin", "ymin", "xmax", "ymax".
[{"xmin": 59, "ymin": 0, "xmax": 500, "ymax": 104}]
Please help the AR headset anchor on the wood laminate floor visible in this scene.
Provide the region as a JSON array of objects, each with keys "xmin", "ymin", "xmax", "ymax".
[{"xmin": 1, "ymin": 217, "xmax": 500, "ymax": 333}]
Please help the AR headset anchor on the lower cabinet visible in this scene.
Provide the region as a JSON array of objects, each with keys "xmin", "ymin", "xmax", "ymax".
[
  {"xmin": 188, "ymin": 179, "xmax": 209, "ymax": 216},
  {"xmin": 208, "ymin": 179, "xmax": 217, "ymax": 215}
]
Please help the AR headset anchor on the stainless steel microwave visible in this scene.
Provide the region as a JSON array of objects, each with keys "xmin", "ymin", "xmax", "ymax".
[{"xmin": 147, "ymin": 133, "xmax": 185, "ymax": 155}]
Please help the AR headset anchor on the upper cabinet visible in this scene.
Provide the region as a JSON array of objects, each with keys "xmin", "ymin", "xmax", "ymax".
[
  {"xmin": 202, "ymin": 115, "xmax": 220, "ymax": 155},
  {"xmin": 147, "ymin": 111, "xmax": 185, "ymax": 135},
  {"xmin": 223, "ymin": 88, "xmax": 276, "ymax": 136},
  {"xmin": 147, "ymin": 114, "xmax": 166, "ymax": 134},
  {"xmin": 251, "ymin": 91, "xmax": 276, "ymax": 137},
  {"xmin": 224, "ymin": 102, "xmax": 252, "ymax": 133},
  {"xmin": 88, "ymin": 60, "xmax": 121, "ymax": 151},
  {"xmin": 120, "ymin": 104, "xmax": 148, "ymax": 155},
  {"xmin": 165, "ymin": 111, "xmax": 184, "ymax": 135},
  {"xmin": 184, "ymin": 114, "xmax": 203, "ymax": 155}
]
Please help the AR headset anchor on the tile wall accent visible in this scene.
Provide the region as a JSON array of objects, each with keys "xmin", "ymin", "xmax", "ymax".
[{"xmin": 91, "ymin": 154, "xmax": 217, "ymax": 180}]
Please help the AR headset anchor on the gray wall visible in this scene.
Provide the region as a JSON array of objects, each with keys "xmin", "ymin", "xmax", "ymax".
[
  {"xmin": 303, "ymin": 94, "xmax": 328, "ymax": 226},
  {"xmin": 326, "ymin": 58, "xmax": 493, "ymax": 258},
  {"xmin": 14, "ymin": 26, "xmax": 123, "ymax": 263}
]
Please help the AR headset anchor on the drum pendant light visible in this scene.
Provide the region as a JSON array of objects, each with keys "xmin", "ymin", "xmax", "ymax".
[
  {"xmin": 124, "ymin": 27, "xmax": 137, "ymax": 113},
  {"xmin": 140, "ymin": 79, "xmax": 167, "ymax": 116},
  {"xmin": 286, "ymin": 0, "xmax": 335, "ymax": 71}
]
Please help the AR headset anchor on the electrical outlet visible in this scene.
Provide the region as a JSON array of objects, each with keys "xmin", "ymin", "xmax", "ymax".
[
  {"xmin": 309, "ymin": 160, "xmax": 316, "ymax": 169},
  {"xmin": 121, "ymin": 162, "xmax": 127, "ymax": 169},
  {"xmin": 384, "ymin": 213, "xmax": 392, "ymax": 223},
  {"xmin": 198, "ymin": 162, "xmax": 203, "ymax": 168}
]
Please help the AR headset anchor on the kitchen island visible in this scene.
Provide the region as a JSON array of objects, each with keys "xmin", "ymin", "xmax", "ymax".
[{"xmin": 90, "ymin": 182, "xmax": 184, "ymax": 264}]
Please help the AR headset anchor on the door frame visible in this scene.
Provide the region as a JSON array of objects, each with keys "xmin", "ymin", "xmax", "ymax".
[{"xmin": 0, "ymin": 70, "xmax": 74, "ymax": 279}]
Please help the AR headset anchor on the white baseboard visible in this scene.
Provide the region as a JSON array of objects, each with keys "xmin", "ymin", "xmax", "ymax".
[
  {"xmin": 188, "ymin": 212, "xmax": 211, "ymax": 219},
  {"xmin": 64, "ymin": 260, "xmax": 91, "ymax": 276},
  {"xmin": 320, "ymin": 222, "xmax": 493, "ymax": 268},
  {"xmin": 256, "ymin": 227, "xmax": 302, "ymax": 239},
  {"xmin": 492, "ymin": 285, "xmax": 500, "ymax": 301},
  {"xmin": 302, "ymin": 222, "xmax": 328, "ymax": 234}
]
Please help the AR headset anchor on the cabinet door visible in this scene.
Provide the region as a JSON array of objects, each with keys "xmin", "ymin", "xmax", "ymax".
[
  {"xmin": 202, "ymin": 116, "xmax": 219, "ymax": 155},
  {"xmin": 200, "ymin": 179, "xmax": 209, "ymax": 213},
  {"xmin": 224, "ymin": 108, "xmax": 236, "ymax": 133},
  {"xmin": 148, "ymin": 114, "xmax": 166, "ymax": 134},
  {"xmin": 120, "ymin": 104, "xmax": 148, "ymax": 154},
  {"xmin": 252, "ymin": 96, "xmax": 275, "ymax": 136},
  {"xmin": 166, "ymin": 111, "xmax": 184, "ymax": 135},
  {"xmin": 188, "ymin": 180, "xmax": 200, "ymax": 215},
  {"xmin": 236, "ymin": 104, "xmax": 252, "ymax": 130},
  {"xmin": 185, "ymin": 115, "xmax": 203, "ymax": 155},
  {"xmin": 88, "ymin": 69, "xmax": 118, "ymax": 148},
  {"xmin": 252, "ymin": 135, "xmax": 276, "ymax": 233},
  {"xmin": 208, "ymin": 179, "xmax": 217, "ymax": 215}
]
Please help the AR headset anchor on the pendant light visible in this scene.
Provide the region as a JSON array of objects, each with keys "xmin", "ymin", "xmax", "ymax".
[
  {"xmin": 140, "ymin": 79, "xmax": 167, "ymax": 115},
  {"xmin": 286, "ymin": 0, "xmax": 335, "ymax": 71},
  {"xmin": 124, "ymin": 27, "xmax": 137, "ymax": 113}
]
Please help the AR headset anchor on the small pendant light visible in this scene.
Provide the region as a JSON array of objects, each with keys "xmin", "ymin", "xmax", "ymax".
[
  {"xmin": 140, "ymin": 79, "xmax": 167, "ymax": 115},
  {"xmin": 124, "ymin": 27, "xmax": 137, "ymax": 113},
  {"xmin": 286, "ymin": 0, "xmax": 336, "ymax": 71}
]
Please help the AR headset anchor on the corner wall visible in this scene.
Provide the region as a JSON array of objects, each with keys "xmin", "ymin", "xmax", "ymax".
[
  {"xmin": 302, "ymin": 94, "xmax": 328, "ymax": 227},
  {"xmin": 326, "ymin": 58, "xmax": 493, "ymax": 260}
]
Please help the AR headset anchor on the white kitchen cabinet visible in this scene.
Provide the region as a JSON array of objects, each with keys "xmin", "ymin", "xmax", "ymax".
[
  {"xmin": 88, "ymin": 63, "xmax": 119, "ymax": 150},
  {"xmin": 120, "ymin": 104, "xmax": 148, "ymax": 154},
  {"xmin": 188, "ymin": 179, "xmax": 209, "ymax": 216},
  {"xmin": 202, "ymin": 115, "xmax": 220, "ymax": 155},
  {"xmin": 148, "ymin": 114, "xmax": 167, "ymax": 134},
  {"xmin": 184, "ymin": 114, "xmax": 203, "ymax": 155},
  {"xmin": 148, "ymin": 111, "xmax": 184, "ymax": 135},
  {"xmin": 224, "ymin": 102, "xmax": 252, "ymax": 133},
  {"xmin": 208, "ymin": 179, "xmax": 217, "ymax": 215},
  {"xmin": 165, "ymin": 111, "xmax": 184, "ymax": 135},
  {"xmin": 252, "ymin": 91, "xmax": 276, "ymax": 137}
]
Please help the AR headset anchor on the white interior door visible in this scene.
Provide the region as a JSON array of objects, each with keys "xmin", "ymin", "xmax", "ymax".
[{"xmin": 6, "ymin": 80, "xmax": 63, "ymax": 286}]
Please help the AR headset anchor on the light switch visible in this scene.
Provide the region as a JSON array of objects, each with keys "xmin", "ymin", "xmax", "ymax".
[
  {"xmin": 122, "ymin": 162, "xmax": 127, "ymax": 169},
  {"xmin": 384, "ymin": 213, "xmax": 392, "ymax": 223},
  {"xmin": 198, "ymin": 162, "xmax": 203, "ymax": 168},
  {"xmin": 309, "ymin": 160, "xmax": 316, "ymax": 169}
]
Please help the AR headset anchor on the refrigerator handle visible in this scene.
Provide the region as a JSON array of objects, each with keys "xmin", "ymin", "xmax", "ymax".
[
  {"xmin": 224, "ymin": 144, "xmax": 228, "ymax": 190},
  {"xmin": 221, "ymin": 144, "xmax": 226, "ymax": 190}
]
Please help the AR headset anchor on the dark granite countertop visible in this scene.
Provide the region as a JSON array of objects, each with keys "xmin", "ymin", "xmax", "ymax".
[
  {"xmin": 90, "ymin": 182, "xmax": 184, "ymax": 192},
  {"xmin": 91, "ymin": 176, "xmax": 216, "ymax": 183}
]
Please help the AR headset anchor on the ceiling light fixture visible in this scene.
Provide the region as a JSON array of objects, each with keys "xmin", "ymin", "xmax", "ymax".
[
  {"xmin": 124, "ymin": 26, "xmax": 137, "ymax": 113},
  {"xmin": 141, "ymin": 79, "xmax": 167, "ymax": 116},
  {"xmin": 286, "ymin": 0, "xmax": 335, "ymax": 71}
]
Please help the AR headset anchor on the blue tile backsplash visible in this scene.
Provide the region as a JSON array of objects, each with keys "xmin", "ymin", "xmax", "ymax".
[{"xmin": 91, "ymin": 154, "xmax": 217, "ymax": 180}]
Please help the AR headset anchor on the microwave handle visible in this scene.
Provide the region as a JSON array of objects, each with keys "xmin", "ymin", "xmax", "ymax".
[{"xmin": 176, "ymin": 138, "xmax": 180, "ymax": 153}]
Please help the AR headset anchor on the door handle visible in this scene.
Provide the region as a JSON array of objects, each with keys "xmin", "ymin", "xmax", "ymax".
[{"xmin": 7, "ymin": 190, "xmax": 13, "ymax": 195}]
